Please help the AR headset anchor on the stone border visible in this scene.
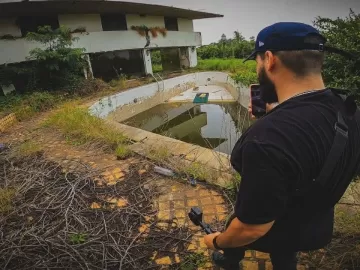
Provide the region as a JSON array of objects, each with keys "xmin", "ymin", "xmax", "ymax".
[
  {"xmin": 108, "ymin": 120, "xmax": 235, "ymax": 188},
  {"xmin": 0, "ymin": 113, "xmax": 17, "ymax": 132}
]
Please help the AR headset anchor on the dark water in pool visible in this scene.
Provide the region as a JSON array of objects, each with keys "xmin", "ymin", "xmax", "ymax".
[{"xmin": 123, "ymin": 103, "xmax": 253, "ymax": 154}]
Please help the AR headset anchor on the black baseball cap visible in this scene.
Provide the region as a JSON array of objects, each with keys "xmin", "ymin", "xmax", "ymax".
[{"xmin": 244, "ymin": 22, "xmax": 329, "ymax": 62}]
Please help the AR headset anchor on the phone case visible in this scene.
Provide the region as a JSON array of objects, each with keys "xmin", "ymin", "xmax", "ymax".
[{"xmin": 250, "ymin": 84, "xmax": 266, "ymax": 118}]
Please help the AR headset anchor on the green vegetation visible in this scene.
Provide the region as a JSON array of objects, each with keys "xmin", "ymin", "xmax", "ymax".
[
  {"xmin": 109, "ymin": 74, "xmax": 127, "ymax": 88},
  {"xmin": 12, "ymin": 140, "xmax": 42, "ymax": 157},
  {"xmin": 197, "ymin": 58, "xmax": 258, "ymax": 86},
  {"xmin": 69, "ymin": 233, "xmax": 87, "ymax": 245},
  {"xmin": 115, "ymin": 144, "xmax": 132, "ymax": 160},
  {"xmin": 152, "ymin": 64, "xmax": 163, "ymax": 73},
  {"xmin": 314, "ymin": 9, "xmax": 360, "ymax": 99},
  {"xmin": 146, "ymin": 146, "xmax": 172, "ymax": 164},
  {"xmin": 0, "ymin": 188, "xmax": 16, "ymax": 213},
  {"xmin": 225, "ymin": 172, "xmax": 241, "ymax": 201},
  {"xmin": 0, "ymin": 91, "xmax": 62, "ymax": 120},
  {"xmin": 197, "ymin": 31, "xmax": 255, "ymax": 60},
  {"xmin": 179, "ymin": 252, "xmax": 208, "ymax": 270},
  {"xmin": 0, "ymin": 25, "xmax": 86, "ymax": 95},
  {"xmin": 180, "ymin": 161, "xmax": 212, "ymax": 181},
  {"xmin": 45, "ymin": 104, "xmax": 126, "ymax": 149}
]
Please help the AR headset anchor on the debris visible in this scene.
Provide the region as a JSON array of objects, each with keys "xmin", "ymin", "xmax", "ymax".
[
  {"xmin": 154, "ymin": 166, "xmax": 175, "ymax": 177},
  {"xmin": 90, "ymin": 202, "xmax": 101, "ymax": 209},
  {"xmin": 189, "ymin": 177, "xmax": 197, "ymax": 187}
]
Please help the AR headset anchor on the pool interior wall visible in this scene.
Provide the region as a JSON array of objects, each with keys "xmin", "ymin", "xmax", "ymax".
[
  {"xmin": 89, "ymin": 72, "xmax": 250, "ymax": 122},
  {"xmin": 123, "ymin": 102, "xmax": 253, "ymax": 155}
]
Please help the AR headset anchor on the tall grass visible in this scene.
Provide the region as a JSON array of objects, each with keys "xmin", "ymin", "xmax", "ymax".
[
  {"xmin": 196, "ymin": 59, "xmax": 258, "ymax": 86},
  {"xmin": 45, "ymin": 104, "xmax": 126, "ymax": 148},
  {"xmin": 197, "ymin": 59, "xmax": 256, "ymax": 73}
]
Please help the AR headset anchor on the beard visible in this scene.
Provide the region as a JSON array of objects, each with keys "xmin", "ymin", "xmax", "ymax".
[{"xmin": 258, "ymin": 67, "xmax": 279, "ymax": 104}]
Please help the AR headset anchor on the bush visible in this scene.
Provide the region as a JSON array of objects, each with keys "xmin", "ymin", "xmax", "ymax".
[
  {"xmin": 26, "ymin": 25, "xmax": 86, "ymax": 92},
  {"xmin": 115, "ymin": 144, "xmax": 132, "ymax": 160}
]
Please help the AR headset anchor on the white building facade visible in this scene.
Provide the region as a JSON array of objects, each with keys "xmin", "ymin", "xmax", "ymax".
[{"xmin": 0, "ymin": 0, "xmax": 222, "ymax": 81}]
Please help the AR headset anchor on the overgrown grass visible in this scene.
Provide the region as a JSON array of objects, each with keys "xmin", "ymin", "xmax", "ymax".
[
  {"xmin": 179, "ymin": 161, "xmax": 212, "ymax": 181},
  {"xmin": 45, "ymin": 104, "xmax": 127, "ymax": 149},
  {"xmin": 12, "ymin": 140, "xmax": 42, "ymax": 157},
  {"xmin": 146, "ymin": 146, "xmax": 172, "ymax": 164},
  {"xmin": 178, "ymin": 252, "xmax": 208, "ymax": 270},
  {"xmin": 153, "ymin": 64, "xmax": 163, "ymax": 73},
  {"xmin": 115, "ymin": 144, "xmax": 132, "ymax": 160},
  {"xmin": 0, "ymin": 187, "xmax": 16, "ymax": 213},
  {"xmin": 0, "ymin": 92, "xmax": 62, "ymax": 120},
  {"xmin": 196, "ymin": 58, "xmax": 258, "ymax": 86},
  {"xmin": 225, "ymin": 172, "xmax": 242, "ymax": 201}
]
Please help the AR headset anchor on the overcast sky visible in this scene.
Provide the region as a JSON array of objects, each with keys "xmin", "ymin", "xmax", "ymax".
[{"xmin": 127, "ymin": 0, "xmax": 360, "ymax": 45}]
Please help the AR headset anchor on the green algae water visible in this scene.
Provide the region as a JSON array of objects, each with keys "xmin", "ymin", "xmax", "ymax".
[{"xmin": 123, "ymin": 102, "xmax": 253, "ymax": 154}]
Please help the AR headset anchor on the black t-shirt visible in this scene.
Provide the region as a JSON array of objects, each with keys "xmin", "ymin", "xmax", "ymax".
[{"xmin": 230, "ymin": 89, "xmax": 360, "ymax": 252}]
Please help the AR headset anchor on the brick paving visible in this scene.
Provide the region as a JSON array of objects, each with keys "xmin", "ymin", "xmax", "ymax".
[{"xmin": 1, "ymin": 120, "xmax": 308, "ymax": 270}]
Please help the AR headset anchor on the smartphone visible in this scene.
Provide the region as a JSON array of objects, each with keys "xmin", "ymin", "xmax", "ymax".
[{"xmin": 250, "ymin": 84, "xmax": 266, "ymax": 118}]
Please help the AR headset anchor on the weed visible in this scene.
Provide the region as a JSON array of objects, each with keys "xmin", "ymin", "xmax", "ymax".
[
  {"xmin": 69, "ymin": 233, "xmax": 87, "ymax": 245},
  {"xmin": 153, "ymin": 64, "xmax": 163, "ymax": 73},
  {"xmin": 115, "ymin": 144, "xmax": 132, "ymax": 160},
  {"xmin": 109, "ymin": 74, "xmax": 127, "ymax": 89},
  {"xmin": 179, "ymin": 162, "xmax": 212, "ymax": 181},
  {"xmin": 179, "ymin": 252, "xmax": 208, "ymax": 270},
  {"xmin": 225, "ymin": 172, "xmax": 241, "ymax": 201},
  {"xmin": 146, "ymin": 146, "xmax": 172, "ymax": 164},
  {"xmin": 45, "ymin": 104, "xmax": 126, "ymax": 149},
  {"xmin": 0, "ymin": 91, "xmax": 60, "ymax": 120},
  {"xmin": 0, "ymin": 187, "xmax": 16, "ymax": 213},
  {"xmin": 12, "ymin": 140, "xmax": 42, "ymax": 157}
]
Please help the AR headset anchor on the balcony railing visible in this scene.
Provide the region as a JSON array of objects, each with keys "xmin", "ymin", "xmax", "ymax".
[{"xmin": 0, "ymin": 31, "xmax": 202, "ymax": 65}]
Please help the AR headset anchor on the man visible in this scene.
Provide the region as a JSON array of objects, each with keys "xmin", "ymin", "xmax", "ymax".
[{"xmin": 203, "ymin": 22, "xmax": 360, "ymax": 269}]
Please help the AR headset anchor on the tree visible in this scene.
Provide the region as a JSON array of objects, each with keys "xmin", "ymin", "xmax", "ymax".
[
  {"xmin": 26, "ymin": 25, "xmax": 86, "ymax": 91},
  {"xmin": 313, "ymin": 9, "xmax": 360, "ymax": 98},
  {"xmin": 233, "ymin": 31, "xmax": 245, "ymax": 42}
]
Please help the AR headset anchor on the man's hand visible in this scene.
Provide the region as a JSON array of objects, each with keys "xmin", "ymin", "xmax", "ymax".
[
  {"xmin": 203, "ymin": 217, "xmax": 274, "ymax": 250},
  {"xmin": 203, "ymin": 232, "xmax": 221, "ymax": 251},
  {"xmin": 248, "ymin": 102, "xmax": 278, "ymax": 119}
]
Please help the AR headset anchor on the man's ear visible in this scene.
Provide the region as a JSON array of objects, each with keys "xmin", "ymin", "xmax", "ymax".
[{"xmin": 264, "ymin": 51, "xmax": 276, "ymax": 72}]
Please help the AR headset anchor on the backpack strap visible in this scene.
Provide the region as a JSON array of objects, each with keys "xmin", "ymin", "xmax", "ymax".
[
  {"xmin": 316, "ymin": 112, "xmax": 348, "ymax": 186},
  {"xmin": 315, "ymin": 89, "xmax": 358, "ymax": 186}
]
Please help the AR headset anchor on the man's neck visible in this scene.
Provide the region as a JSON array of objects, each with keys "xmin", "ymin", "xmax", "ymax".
[{"xmin": 275, "ymin": 74, "xmax": 325, "ymax": 104}]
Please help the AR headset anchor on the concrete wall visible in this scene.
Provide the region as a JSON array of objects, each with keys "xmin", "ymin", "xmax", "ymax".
[
  {"xmin": 89, "ymin": 72, "xmax": 250, "ymax": 120},
  {"xmin": 126, "ymin": 14, "xmax": 165, "ymax": 28},
  {"xmin": 58, "ymin": 14, "xmax": 102, "ymax": 32},
  {"xmin": 178, "ymin": 18, "xmax": 194, "ymax": 32},
  {"xmin": 0, "ymin": 17, "xmax": 21, "ymax": 37},
  {"xmin": 0, "ymin": 31, "xmax": 201, "ymax": 65}
]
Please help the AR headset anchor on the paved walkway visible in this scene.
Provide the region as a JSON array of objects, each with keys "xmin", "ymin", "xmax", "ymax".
[{"xmin": 1, "ymin": 118, "xmax": 308, "ymax": 270}]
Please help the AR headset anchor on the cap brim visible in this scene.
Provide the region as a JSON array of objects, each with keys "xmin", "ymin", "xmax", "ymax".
[{"xmin": 243, "ymin": 51, "xmax": 257, "ymax": 63}]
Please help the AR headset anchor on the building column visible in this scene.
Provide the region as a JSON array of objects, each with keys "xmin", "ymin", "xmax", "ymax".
[
  {"xmin": 188, "ymin": 46, "xmax": 198, "ymax": 68},
  {"xmin": 83, "ymin": 54, "xmax": 94, "ymax": 79},
  {"xmin": 179, "ymin": 47, "xmax": 198, "ymax": 69},
  {"xmin": 142, "ymin": 49, "xmax": 153, "ymax": 75}
]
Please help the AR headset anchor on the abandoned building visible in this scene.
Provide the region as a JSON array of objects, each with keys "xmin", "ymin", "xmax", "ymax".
[{"xmin": 0, "ymin": 0, "xmax": 223, "ymax": 84}]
